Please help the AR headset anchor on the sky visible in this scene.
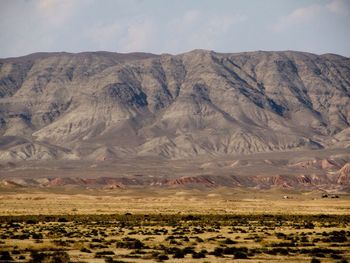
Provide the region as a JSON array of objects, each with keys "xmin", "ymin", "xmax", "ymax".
[{"xmin": 0, "ymin": 0, "xmax": 350, "ymax": 58}]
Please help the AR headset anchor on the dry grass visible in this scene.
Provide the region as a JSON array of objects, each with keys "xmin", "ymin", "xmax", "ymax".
[
  {"xmin": 0, "ymin": 188, "xmax": 349, "ymax": 215},
  {"xmin": 0, "ymin": 213, "xmax": 349, "ymax": 262},
  {"xmin": 0, "ymin": 188, "xmax": 349, "ymax": 262}
]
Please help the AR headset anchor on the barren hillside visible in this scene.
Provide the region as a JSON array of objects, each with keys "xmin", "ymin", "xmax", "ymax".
[{"xmin": 0, "ymin": 50, "xmax": 349, "ymax": 162}]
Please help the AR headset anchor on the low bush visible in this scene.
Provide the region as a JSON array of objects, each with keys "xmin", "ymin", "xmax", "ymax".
[
  {"xmin": 0, "ymin": 251, "xmax": 13, "ymax": 261},
  {"xmin": 157, "ymin": 254, "xmax": 169, "ymax": 261},
  {"xmin": 234, "ymin": 251, "xmax": 248, "ymax": 259}
]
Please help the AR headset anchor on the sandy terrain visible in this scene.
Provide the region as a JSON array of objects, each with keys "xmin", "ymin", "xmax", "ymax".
[{"xmin": 0, "ymin": 188, "xmax": 349, "ymax": 215}]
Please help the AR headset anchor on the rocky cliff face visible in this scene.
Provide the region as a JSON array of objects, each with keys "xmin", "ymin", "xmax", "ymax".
[{"xmin": 0, "ymin": 50, "xmax": 349, "ymax": 161}]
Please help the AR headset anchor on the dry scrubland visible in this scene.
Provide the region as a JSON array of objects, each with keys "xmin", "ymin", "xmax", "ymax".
[
  {"xmin": 0, "ymin": 189, "xmax": 349, "ymax": 262},
  {"xmin": 0, "ymin": 213, "xmax": 349, "ymax": 263}
]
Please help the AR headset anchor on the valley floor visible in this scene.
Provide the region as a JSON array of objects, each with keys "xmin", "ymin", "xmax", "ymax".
[
  {"xmin": 0, "ymin": 188, "xmax": 350, "ymax": 215},
  {"xmin": 0, "ymin": 189, "xmax": 349, "ymax": 262}
]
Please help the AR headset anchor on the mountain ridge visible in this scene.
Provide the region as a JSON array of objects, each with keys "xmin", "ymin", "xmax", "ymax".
[
  {"xmin": 0, "ymin": 49, "xmax": 349, "ymax": 163},
  {"xmin": 1, "ymin": 49, "xmax": 349, "ymax": 61}
]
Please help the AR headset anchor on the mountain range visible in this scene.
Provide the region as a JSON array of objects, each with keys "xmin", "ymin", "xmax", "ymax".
[
  {"xmin": 0, "ymin": 49, "xmax": 349, "ymax": 190},
  {"xmin": 1, "ymin": 49, "xmax": 349, "ymax": 160}
]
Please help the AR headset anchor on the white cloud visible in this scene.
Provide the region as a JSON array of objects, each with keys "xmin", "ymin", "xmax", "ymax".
[
  {"xmin": 119, "ymin": 18, "xmax": 156, "ymax": 52},
  {"xmin": 187, "ymin": 14, "xmax": 247, "ymax": 50},
  {"xmin": 35, "ymin": 0, "xmax": 84, "ymax": 27},
  {"xmin": 207, "ymin": 14, "xmax": 247, "ymax": 34},
  {"xmin": 272, "ymin": 4, "xmax": 322, "ymax": 32},
  {"xmin": 183, "ymin": 10, "xmax": 201, "ymax": 24},
  {"xmin": 272, "ymin": 0, "xmax": 349, "ymax": 32},
  {"xmin": 85, "ymin": 17, "xmax": 156, "ymax": 53},
  {"xmin": 326, "ymin": 0, "xmax": 349, "ymax": 15},
  {"xmin": 166, "ymin": 10, "xmax": 247, "ymax": 52},
  {"xmin": 83, "ymin": 9, "xmax": 246, "ymax": 54}
]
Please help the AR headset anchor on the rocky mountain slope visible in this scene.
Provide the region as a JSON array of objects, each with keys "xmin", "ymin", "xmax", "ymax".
[{"xmin": 0, "ymin": 50, "xmax": 349, "ymax": 162}]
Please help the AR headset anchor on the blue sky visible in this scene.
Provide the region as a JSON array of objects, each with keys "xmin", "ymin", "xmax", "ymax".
[{"xmin": 0, "ymin": 0, "xmax": 349, "ymax": 58}]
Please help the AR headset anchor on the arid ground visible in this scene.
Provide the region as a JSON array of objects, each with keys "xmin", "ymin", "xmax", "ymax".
[
  {"xmin": 0, "ymin": 212, "xmax": 349, "ymax": 262},
  {"xmin": 0, "ymin": 187, "xmax": 349, "ymax": 262},
  {"xmin": 0, "ymin": 188, "xmax": 350, "ymax": 215}
]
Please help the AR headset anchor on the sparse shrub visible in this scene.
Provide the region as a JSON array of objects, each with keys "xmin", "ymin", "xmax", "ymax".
[
  {"xmin": 157, "ymin": 254, "xmax": 169, "ymax": 261},
  {"xmin": 234, "ymin": 251, "xmax": 248, "ymax": 259},
  {"xmin": 222, "ymin": 246, "xmax": 249, "ymax": 256},
  {"xmin": 105, "ymin": 258, "xmax": 128, "ymax": 263},
  {"xmin": 80, "ymin": 247, "xmax": 91, "ymax": 253},
  {"xmin": 211, "ymin": 247, "xmax": 223, "ymax": 257},
  {"xmin": 223, "ymin": 237, "xmax": 236, "ymax": 244},
  {"xmin": 29, "ymin": 251, "xmax": 70, "ymax": 263},
  {"xmin": 271, "ymin": 241, "xmax": 296, "ymax": 247},
  {"xmin": 51, "ymin": 251, "xmax": 70, "ymax": 263},
  {"xmin": 301, "ymin": 236, "xmax": 309, "ymax": 242},
  {"xmin": 275, "ymin": 232, "xmax": 287, "ymax": 239},
  {"xmin": 182, "ymin": 247, "xmax": 195, "ymax": 255},
  {"xmin": 95, "ymin": 251, "xmax": 115, "ymax": 258},
  {"xmin": 32, "ymin": 233, "xmax": 43, "ymax": 239},
  {"xmin": 192, "ymin": 252, "xmax": 206, "ymax": 258},
  {"xmin": 116, "ymin": 237, "xmax": 144, "ymax": 249},
  {"xmin": 305, "ymin": 222, "xmax": 315, "ymax": 229},
  {"xmin": 53, "ymin": 239, "xmax": 69, "ymax": 247},
  {"xmin": 331, "ymin": 254, "xmax": 343, "ymax": 260},
  {"xmin": 170, "ymin": 239, "xmax": 181, "ymax": 245},
  {"xmin": 200, "ymin": 249, "xmax": 208, "ymax": 254},
  {"xmin": 314, "ymin": 253, "xmax": 325, "ymax": 258},
  {"xmin": 274, "ymin": 247, "xmax": 289, "ymax": 255},
  {"xmin": 173, "ymin": 249, "xmax": 185, "ymax": 258},
  {"xmin": 0, "ymin": 251, "xmax": 13, "ymax": 261},
  {"xmin": 327, "ymin": 233, "xmax": 347, "ymax": 243}
]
